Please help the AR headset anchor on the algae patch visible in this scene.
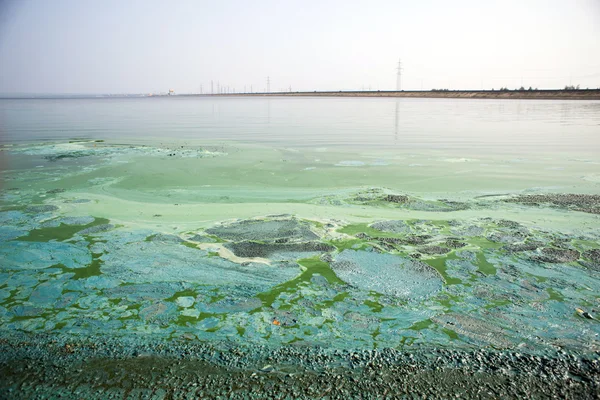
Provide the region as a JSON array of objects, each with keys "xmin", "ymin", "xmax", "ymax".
[{"xmin": 17, "ymin": 217, "xmax": 110, "ymax": 242}]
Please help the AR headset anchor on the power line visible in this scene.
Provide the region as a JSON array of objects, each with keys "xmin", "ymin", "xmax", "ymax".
[{"xmin": 396, "ymin": 59, "xmax": 403, "ymax": 91}]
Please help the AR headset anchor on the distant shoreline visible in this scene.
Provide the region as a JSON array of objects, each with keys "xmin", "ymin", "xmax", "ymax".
[
  {"xmin": 192, "ymin": 89, "xmax": 600, "ymax": 100},
  {"xmin": 2, "ymin": 89, "xmax": 600, "ymax": 100}
]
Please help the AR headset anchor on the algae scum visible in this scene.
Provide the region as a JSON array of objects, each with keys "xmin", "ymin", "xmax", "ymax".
[
  {"xmin": 1, "ymin": 140, "xmax": 599, "ymax": 354},
  {"xmin": 1, "ymin": 140, "xmax": 600, "ymax": 398}
]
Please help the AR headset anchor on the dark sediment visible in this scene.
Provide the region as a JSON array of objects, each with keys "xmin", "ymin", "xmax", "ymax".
[
  {"xmin": 505, "ymin": 194, "xmax": 600, "ymax": 214},
  {"xmin": 46, "ymin": 188, "xmax": 66, "ymax": 194},
  {"xmin": 496, "ymin": 219, "xmax": 524, "ymax": 229},
  {"xmin": 206, "ymin": 219, "xmax": 319, "ymax": 242},
  {"xmin": 579, "ymin": 249, "xmax": 600, "ymax": 271},
  {"xmin": 503, "ymin": 240, "xmax": 544, "ymax": 253},
  {"xmin": 584, "ymin": 249, "xmax": 600, "ymax": 264},
  {"xmin": 24, "ymin": 205, "xmax": 59, "ymax": 213},
  {"xmin": 534, "ymin": 247, "xmax": 581, "ymax": 263},
  {"xmin": 445, "ymin": 238, "xmax": 468, "ymax": 249},
  {"xmin": 419, "ymin": 245, "xmax": 451, "ymax": 255},
  {"xmin": 224, "ymin": 241, "xmax": 334, "ymax": 258},
  {"xmin": 382, "ymin": 194, "xmax": 409, "ymax": 204},
  {"xmin": 44, "ymin": 152, "xmax": 89, "ymax": 162},
  {"xmin": 370, "ymin": 220, "xmax": 410, "ymax": 233},
  {"xmin": 401, "ymin": 234, "xmax": 432, "ymax": 245},
  {"xmin": 487, "ymin": 231, "xmax": 529, "ymax": 244}
]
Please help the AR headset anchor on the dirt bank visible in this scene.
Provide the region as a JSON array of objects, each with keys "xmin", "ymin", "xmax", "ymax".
[{"xmin": 207, "ymin": 89, "xmax": 600, "ymax": 100}]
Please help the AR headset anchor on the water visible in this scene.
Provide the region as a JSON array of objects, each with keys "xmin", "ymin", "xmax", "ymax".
[
  {"xmin": 2, "ymin": 97, "xmax": 600, "ymax": 154},
  {"xmin": 0, "ymin": 96, "xmax": 599, "ymax": 364}
]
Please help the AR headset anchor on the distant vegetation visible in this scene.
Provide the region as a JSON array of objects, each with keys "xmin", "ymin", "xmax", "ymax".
[
  {"xmin": 493, "ymin": 86, "xmax": 586, "ymax": 92},
  {"xmin": 430, "ymin": 87, "xmax": 589, "ymax": 92}
]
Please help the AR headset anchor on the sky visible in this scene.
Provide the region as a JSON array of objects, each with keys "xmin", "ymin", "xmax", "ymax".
[{"xmin": 0, "ymin": 0, "xmax": 599, "ymax": 94}]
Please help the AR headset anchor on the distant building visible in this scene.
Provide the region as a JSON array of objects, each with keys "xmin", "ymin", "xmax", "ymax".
[{"xmin": 168, "ymin": 89, "xmax": 175, "ymax": 96}]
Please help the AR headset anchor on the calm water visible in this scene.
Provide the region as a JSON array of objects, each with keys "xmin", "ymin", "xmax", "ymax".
[{"xmin": 1, "ymin": 97, "xmax": 600, "ymax": 154}]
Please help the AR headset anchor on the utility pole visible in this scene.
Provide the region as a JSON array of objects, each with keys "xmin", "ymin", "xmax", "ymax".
[
  {"xmin": 211, "ymin": 80, "xmax": 214, "ymax": 95},
  {"xmin": 267, "ymin": 76, "xmax": 270, "ymax": 93},
  {"xmin": 396, "ymin": 59, "xmax": 403, "ymax": 91}
]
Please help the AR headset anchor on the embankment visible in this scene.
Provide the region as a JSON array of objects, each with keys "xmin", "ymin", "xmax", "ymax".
[{"xmin": 207, "ymin": 89, "xmax": 600, "ymax": 100}]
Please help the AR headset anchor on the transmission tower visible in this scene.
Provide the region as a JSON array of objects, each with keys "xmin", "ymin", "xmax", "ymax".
[
  {"xmin": 396, "ymin": 59, "xmax": 403, "ymax": 91},
  {"xmin": 267, "ymin": 76, "xmax": 270, "ymax": 93}
]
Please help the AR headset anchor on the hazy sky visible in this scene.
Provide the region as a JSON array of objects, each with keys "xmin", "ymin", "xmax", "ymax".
[{"xmin": 1, "ymin": 0, "xmax": 599, "ymax": 94}]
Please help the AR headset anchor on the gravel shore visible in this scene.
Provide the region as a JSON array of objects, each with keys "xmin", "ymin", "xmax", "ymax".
[{"xmin": 1, "ymin": 334, "xmax": 599, "ymax": 399}]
